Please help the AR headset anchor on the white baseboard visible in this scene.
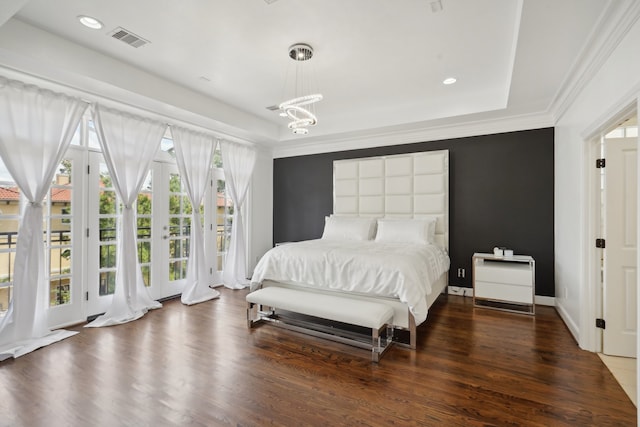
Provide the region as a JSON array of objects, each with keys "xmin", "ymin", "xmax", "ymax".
[
  {"xmin": 447, "ymin": 285, "xmax": 473, "ymax": 297},
  {"xmin": 555, "ymin": 301, "xmax": 580, "ymax": 344},
  {"xmin": 448, "ymin": 285, "xmax": 556, "ymax": 307},
  {"xmin": 535, "ymin": 295, "xmax": 556, "ymax": 306}
]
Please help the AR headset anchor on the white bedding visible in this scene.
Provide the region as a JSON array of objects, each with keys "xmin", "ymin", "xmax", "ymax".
[{"xmin": 250, "ymin": 239, "xmax": 450, "ymax": 324}]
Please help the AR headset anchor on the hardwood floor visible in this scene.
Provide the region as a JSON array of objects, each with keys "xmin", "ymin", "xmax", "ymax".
[{"xmin": 0, "ymin": 289, "xmax": 635, "ymax": 426}]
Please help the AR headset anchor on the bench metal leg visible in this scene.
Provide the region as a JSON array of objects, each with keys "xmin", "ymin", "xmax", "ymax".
[
  {"xmin": 247, "ymin": 303, "xmax": 278, "ymax": 329},
  {"xmin": 247, "ymin": 302, "xmax": 255, "ymax": 328},
  {"xmin": 247, "ymin": 297, "xmax": 395, "ymax": 362},
  {"xmin": 371, "ymin": 324, "xmax": 394, "ymax": 362}
]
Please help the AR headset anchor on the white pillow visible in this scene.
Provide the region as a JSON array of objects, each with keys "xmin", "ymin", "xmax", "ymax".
[
  {"xmin": 375, "ymin": 218, "xmax": 437, "ymax": 245},
  {"xmin": 322, "ymin": 216, "xmax": 376, "ymax": 241},
  {"xmin": 421, "ymin": 216, "xmax": 438, "ymax": 244}
]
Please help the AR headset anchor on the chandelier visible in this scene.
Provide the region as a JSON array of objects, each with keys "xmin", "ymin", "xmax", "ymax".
[{"xmin": 279, "ymin": 43, "xmax": 323, "ymax": 135}]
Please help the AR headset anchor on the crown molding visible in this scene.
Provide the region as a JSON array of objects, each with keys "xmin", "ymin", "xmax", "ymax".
[
  {"xmin": 0, "ymin": 0, "xmax": 27, "ymax": 28},
  {"xmin": 549, "ymin": 0, "xmax": 640, "ymax": 123},
  {"xmin": 272, "ymin": 111, "xmax": 553, "ymax": 158}
]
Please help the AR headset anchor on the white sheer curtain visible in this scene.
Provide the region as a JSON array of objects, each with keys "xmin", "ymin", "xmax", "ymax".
[
  {"xmin": 86, "ymin": 104, "xmax": 166, "ymax": 327},
  {"xmin": 221, "ymin": 140, "xmax": 256, "ymax": 289},
  {"xmin": 0, "ymin": 77, "xmax": 87, "ymax": 360},
  {"xmin": 171, "ymin": 126, "xmax": 220, "ymax": 305}
]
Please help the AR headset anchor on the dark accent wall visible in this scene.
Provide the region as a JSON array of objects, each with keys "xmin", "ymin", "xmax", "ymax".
[{"xmin": 273, "ymin": 128, "xmax": 555, "ymax": 296}]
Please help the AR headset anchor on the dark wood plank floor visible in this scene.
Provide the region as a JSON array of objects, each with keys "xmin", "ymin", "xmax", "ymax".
[{"xmin": 0, "ymin": 289, "xmax": 635, "ymax": 426}]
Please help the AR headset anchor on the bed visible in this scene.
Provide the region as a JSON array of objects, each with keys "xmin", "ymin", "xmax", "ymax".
[{"xmin": 249, "ymin": 149, "xmax": 450, "ymax": 352}]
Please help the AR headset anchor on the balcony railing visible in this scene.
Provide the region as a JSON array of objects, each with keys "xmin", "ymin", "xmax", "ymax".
[
  {"xmin": 0, "ymin": 229, "xmax": 72, "ymax": 312},
  {"xmin": 0, "ymin": 224, "xmax": 232, "ymax": 312}
]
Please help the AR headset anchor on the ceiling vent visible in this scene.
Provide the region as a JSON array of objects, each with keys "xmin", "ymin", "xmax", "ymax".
[
  {"xmin": 266, "ymin": 105, "xmax": 280, "ymax": 111},
  {"xmin": 263, "ymin": 0, "xmax": 279, "ymax": 4},
  {"xmin": 109, "ymin": 27, "xmax": 150, "ymax": 48}
]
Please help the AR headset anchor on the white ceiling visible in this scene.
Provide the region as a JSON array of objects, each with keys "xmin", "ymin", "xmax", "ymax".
[{"xmin": 8, "ymin": 0, "xmax": 612, "ymax": 146}]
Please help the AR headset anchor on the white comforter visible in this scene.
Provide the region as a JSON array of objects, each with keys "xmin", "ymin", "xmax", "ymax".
[{"xmin": 250, "ymin": 239, "xmax": 450, "ymax": 324}]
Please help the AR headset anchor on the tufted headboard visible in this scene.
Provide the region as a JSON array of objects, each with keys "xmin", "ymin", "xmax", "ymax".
[{"xmin": 333, "ymin": 150, "xmax": 449, "ymax": 251}]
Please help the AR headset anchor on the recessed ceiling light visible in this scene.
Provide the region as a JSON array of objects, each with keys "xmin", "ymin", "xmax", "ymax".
[
  {"xmin": 443, "ymin": 77, "xmax": 457, "ymax": 85},
  {"xmin": 78, "ymin": 15, "xmax": 103, "ymax": 30}
]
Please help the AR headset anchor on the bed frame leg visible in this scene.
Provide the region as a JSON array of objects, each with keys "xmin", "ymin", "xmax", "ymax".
[
  {"xmin": 371, "ymin": 324, "xmax": 394, "ymax": 363},
  {"xmin": 409, "ymin": 314, "xmax": 417, "ymax": 350}
]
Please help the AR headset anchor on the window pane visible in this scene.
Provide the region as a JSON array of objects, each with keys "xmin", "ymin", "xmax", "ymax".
[
  {"xmin": 169, "ymin": 173, "xmax": 181, "ymax": 191},
  {"xmin": 141, "ymin": 265, "xmax": 151, "ymax": 287},
  {"xmin": 100, "ymin": 190, "xmax": 117, "ymax": 215},
  {"xmin": 138, "ymin": 241, "xmax": 151, "ymax": 264},
  {"xmin": 99, "ymin": 271, "xmax": 116, "ymax": 296},
  {"xmin": 99, "ymin": 218, "xmax": 116, "ymax": 241},
  {"xmin": 213, "ymin": 144, "xmax": 223, "ymax": 168},
  {"xmin": 0, "ymin": 173, "xmax": 18, "ymax": 315},
  {"xmin": 100, "ymin": 245, "xmax": 117, "ymax": 268},
  {"xmin": 169, "ymin": 195, "xmax": 181, "ymax": 215},
  {"xmin": 46, "ymin": 158, "xmax": 74, "ymax": 307},
  {"xmin": 169, "ymin": 260, "xmax": 187, "ymax": 281},
  {"xmin": 49, "ymin": 244, "xmax": 69, "ymax": 285},
  {"xmin": 138, "ymin": 195, "xmax": 152, "ymax": 214},
  {"xmin": 214, "ymin": 175, "xmax": 232, "ymax": 274},
  {"xmin": 183, "ymin": 196, "xmax": 192, "ymax": 215},
  {"xmin": 88, "ymin": 120, "xmax": 101, "ymax": 150},
  {"xmin": 605, "ymin": 128, "xmax": 624, "ymax": 139},
  {"xmin": 137, "ymin": 218, "xmax": 151, "ymax": 239},
  {"xmin": 160, "ymin": 137, "xmax": 174, "ymax": 157},
  {"xmin": 49, "ymin": 277, "xmax": 70, "ymax": 306},
  {"xmin": 70, "ymin": 124, "xmax": 81, "ymax": 146},
  {"xmin": 183, "ymin": 217, "xmax": 191, "ymax": 237}
]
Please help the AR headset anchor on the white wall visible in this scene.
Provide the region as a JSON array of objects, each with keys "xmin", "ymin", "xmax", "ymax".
[
  {"xmin": 554, "ymin": 17, "xmax": 640, "ymax": 350},
  {"xmin": 249, "ymin": 148, "xmax": 273, "ymax": 273}
]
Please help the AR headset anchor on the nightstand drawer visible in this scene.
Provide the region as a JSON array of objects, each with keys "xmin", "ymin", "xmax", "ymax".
[
  {"xmin": 474, "ymin": 262, "xmax": 531, "ymax": 286},
  {"xmin": 475, "ymin": 281, "xmax": 532, "ymax": 304}
]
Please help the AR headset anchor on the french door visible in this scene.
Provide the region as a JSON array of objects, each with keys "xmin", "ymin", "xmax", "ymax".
[
  {"xmin": 45, "ymin": 148, "xmax": 86, "ymax": 328},
  {"xmin": 86, "ymin": 154, "xmax": 196, "ymax": 316},
  {"xmin": 0, "ymin": 121, "xmax": 229, "ymax": 324},
  {"xmin": 0, "ymin": 147, "xmax": 85, "ymax": 328},
  {"xmin": 149, "ymin": 162, "xmax": 192, "ymax": 300}
]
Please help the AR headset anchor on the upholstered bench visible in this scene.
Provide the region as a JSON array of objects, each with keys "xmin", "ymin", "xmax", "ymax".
[{"xmin": 246, "ymin": 286, "xmax": 395, "ymax": 362}]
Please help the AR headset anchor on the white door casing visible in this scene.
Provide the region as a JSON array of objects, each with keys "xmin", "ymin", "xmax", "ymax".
[{"xmin": 603, "ymin": 136, "xmax": 638, "ymax": 357}]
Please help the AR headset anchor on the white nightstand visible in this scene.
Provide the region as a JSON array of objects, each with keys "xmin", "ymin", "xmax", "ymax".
[{"xmin": 472, "ymin": 252, "xmax": 535, "ymax": 315}]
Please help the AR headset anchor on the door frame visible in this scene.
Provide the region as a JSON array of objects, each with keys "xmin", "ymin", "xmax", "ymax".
[{"xmin": 582, "ymin": 98, "xmax": 639, "ymax": 353}]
